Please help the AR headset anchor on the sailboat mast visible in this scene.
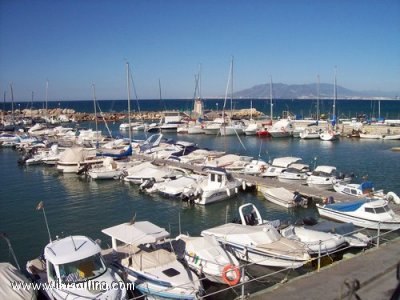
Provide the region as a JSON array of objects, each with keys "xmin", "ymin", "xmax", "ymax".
[
  {"xmin": 230, "ymin": 56, "xmax": 234, "ymax": 115},
  {"xmin": 92, "ymin": 84, "xmax": 99, "ymax": 147},
  {"xmin": 126, "ymin": 62, "xmax": 132, "ymax": 142},
  {"xmin": 317, "ymin": 74, "xmax": 320, "ymax": 120},
  {"xmin": 198, "ymin": 63, "xmax": 202, "ymax": 99},
  {"xmin": 270, "ymin": 76, "xmax": 273, "ymax": 121},
  {"xmin": 378, "ymin": 100, "xmax": 381, "ymax": 119},
  {"xmin": 31, "ymin": 91, "xmax": 34, "ymax": 121},
  {"xmin": 333, "ymin": 67, "xmax": 337, "ymax": 124},
  {"xmin": 10, "ymin": 83, "xmax": 14, "ymax": 125},
  {"xmin": 2, "ymin": 91, "xmax": 5, "ymax": 125}
]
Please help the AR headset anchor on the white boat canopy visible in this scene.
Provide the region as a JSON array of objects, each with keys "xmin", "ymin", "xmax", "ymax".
[
  {"xmin": 102, "ymin": 221, "xmax": 170, "ymax": 246},
  {"xmin": 44, "ymin": 236, "xmax": 101, "ymax": 265}
]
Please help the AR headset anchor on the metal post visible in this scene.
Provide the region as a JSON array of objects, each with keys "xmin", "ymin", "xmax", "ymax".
[
  {"xmin": 241, "ymin": 246, "xmax": 248, "ymax": 300},
  {"xmin": 241, "ymin": 264, "xmax": 246, "ymax": 300},
  {"xmin": 377, "ymin": 222, "xmax": 381, "ymax": 248},
  {"xmin": 317, "ymin": 240, "xmax": 322, "ymax": 272}
]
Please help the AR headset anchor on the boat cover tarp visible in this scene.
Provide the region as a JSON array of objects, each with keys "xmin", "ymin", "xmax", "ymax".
[
  {"xmin": 96, "ymin": 144, "xmax": 132, "ymax": 158},
  {"xmin": 122, "ymin": 249, "xmax": 175, "ymax": 271},
  {"xmin": 305, "ymin": 221, "xmax": 356, "ymax": 235},
  {"xmin": 325, "ymin": 199, "xmax": 367, "ymax": 212},
  {"xmin": 0, "ymin": 263, "xmax": 37, "ymax": 300},
  {"xmin": 360, "ymin": 181, "xmax": 374, "ymax": 192}
]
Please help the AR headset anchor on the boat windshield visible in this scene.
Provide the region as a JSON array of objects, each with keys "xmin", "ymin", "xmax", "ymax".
[
  {"xmin": 59, "ymin": 253, "xmax": 107, "ymax": 283},
  {"xmin": 365, "ymin": 204, "xmax": 391, "ymax": 214}
]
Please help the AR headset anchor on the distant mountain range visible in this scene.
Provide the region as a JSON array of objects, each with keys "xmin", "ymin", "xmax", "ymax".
[{"xmin": 232, "ymin": 83, "xmax": 398, "ymax": 100}]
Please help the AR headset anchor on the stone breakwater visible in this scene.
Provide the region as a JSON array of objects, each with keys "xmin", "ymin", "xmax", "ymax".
[
  {"xmin": 3, "ymin": 108, "xmax": 264, "ymax": 122},
  {"xmin": 3, "ymin": 108, "xmax": 400, "ymax": 136}
]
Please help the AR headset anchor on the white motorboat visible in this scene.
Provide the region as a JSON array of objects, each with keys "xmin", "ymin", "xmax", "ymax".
[
  {"xmin": 174, "ymin": 234, "xmax": 242, "ymax": 285},
  {"xmin": 268, "ymin": 119, "xmax": 294, "ymax": 138},
  {"xmin": 306, "ymin": 165, "xmax": 338, "ymax": 190},
  {"xmin": 101, "ymin": 221, "xmax": 202, "ymax": 299},
  {"xmin": 119, "ymin": 122, "xmax": 145, "ymax": 131},
  {"xmin": 194, "ymin": 167, "xmax": 242, "ymax": 205},
  {"xmin": 124, "ymin": 162, "xmax": 187, "ymax": 185},
  {"xmin": 243, "ymin": 122, "xmax": 259, "ymax": 136},
  {"xmin": 332, "ymin": 181, "xmax": 400, "ymax": 203},
  {"xmin": 179, "ymin": 149, "xmax": 225, "ymax": 164},
  {"xmin": 242, "ymin": 159, "xmax": 269, "ymax": 175},
  {"xmin": 299, "ymin": 128, "xmax": 321, "ymax": 139},
  {"xmin": 302, "ymin": 218, "xmax": 371, "ymax": 248},
  {"xmin": 201, "ymin": 223, "xmax": 310, "ymax": 268},
  {"xmin": 56, "ymin": 146, "xmax": 104, "ymax": 173},
  {"xmin": 316, "ymin": 198, "xmax": 400, "ymax": 230},
  {"xmin": 87, "ymin": 157, "xmax": 126, "ymax": 180},
  {"xmin": 1, "ymin": 262, "xmax": 37, "ymax": 300},
  {"xmin": 146, "ymin": 173, "xmax": 205, "ymax": 199},
  {"xmin": 260, "ymin": 187, "xmax": 307, "ymax": 208},
  {"xmin": 382, "ymin": 134, "xmax": 400, "ymax": 140},
  {"xmin": 0, "ymin": 133, "xmax": 20, "ymax": 147},
  {"xmin": 202, "ymin": 154, "xmax": 249, "ymax": 169},
  {"xmin": 219, "ymin": 122, "xmax": 245, "ymax": 136},
  {"xmin": 236, "ymin": 203, "xmax": 365, "ymax": 253},
  {"xmin": 277, "ymin": 163, "xmax": 310, "ymax": 184},
  {"xmin": 160, "ymin": 111, "xmax": 185, "ymax": 132},
  {"xmin": 279, "ymin": 225, "xmax": 346, "ymax": 255},
  {"xmin": 359, "ymin": 133, "xmax": 383, "ymax": 139},
  {"xmin": 26, "ymin": 235, "xmax": 127, "ymax": 300},
  {"xmin": 319, "ymin": 130, "xmax": 338, "ymax": 141},
  {"xmin": 187, "ymin": 122, "xmax": 205, "ymax": 134},
  {"xmin": 202, "ymin": 118, "xmax": 224, "ymax": 135},
  {"xmin": 25, "ymin": 144, "xmax": 62, "ymax": 165},
  {"xmin": 261, "ymin": 156, "xmax": 302, "ymax": 177}
]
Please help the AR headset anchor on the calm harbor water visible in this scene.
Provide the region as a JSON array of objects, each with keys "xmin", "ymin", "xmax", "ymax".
[{"xmin": 1, "ymin": 121, "xmax": 400, "ymax": 270}]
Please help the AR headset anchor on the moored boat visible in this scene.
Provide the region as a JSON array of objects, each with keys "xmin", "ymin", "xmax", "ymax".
[{"xmin": 316, "ymin": 198, "xmax": 400, "ymax": 230}]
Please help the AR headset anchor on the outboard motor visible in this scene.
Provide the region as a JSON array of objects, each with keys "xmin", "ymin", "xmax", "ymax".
[
  {"xmin": 139, "ymin": 178, "xmax": 155, "ymax": 191},
  {"xmin": 17, "ymin": 153, "xmax": 32, "ymax": 165},
  {"xmin": 77, "ymin": 164, "xmax": 90, "ymax": 175}
]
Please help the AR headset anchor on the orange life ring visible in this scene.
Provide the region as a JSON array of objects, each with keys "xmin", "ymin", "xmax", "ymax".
[{"xmin": 222, "ymin": 264, "xmax": 241, "ymax": 286}]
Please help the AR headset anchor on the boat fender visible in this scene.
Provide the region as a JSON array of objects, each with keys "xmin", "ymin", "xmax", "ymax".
[
  {"xmin": 386, "ymin": 192, "xmax": 400, "ymax": 205},
  {"xmin": 222, "ymin": 264, "xmax": 240, "ymax": 286},
  {"xmin": 242, "ymin": 181, "xmax": 246, "ymax": 191},
  {"xmin": 226, "ymin": 188, "xmax": 231, "ymax": 197},
  {"xmin": 235, "ymin": 187, "xmax": 238, "ymax": 194}
]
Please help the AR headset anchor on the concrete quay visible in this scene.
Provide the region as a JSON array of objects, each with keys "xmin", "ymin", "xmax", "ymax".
[{"xmin": 248, "ymin": 238, "xmax": 400, "ymax": 300}]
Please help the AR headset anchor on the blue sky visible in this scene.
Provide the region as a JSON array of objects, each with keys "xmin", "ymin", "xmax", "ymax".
[{"xmin": 0, "ymin": 0, "xmax": 399, "ymax": 101}]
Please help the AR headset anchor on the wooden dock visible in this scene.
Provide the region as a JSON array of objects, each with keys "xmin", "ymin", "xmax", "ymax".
[{"xmin": 131, "ymin": 153, "xmax": 355, "ymax": 203}]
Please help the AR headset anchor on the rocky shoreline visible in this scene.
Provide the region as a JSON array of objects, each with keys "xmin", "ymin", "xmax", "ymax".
[{"xmin": 2, "ymin": 107, "xmax": 400, "ymax": 136}]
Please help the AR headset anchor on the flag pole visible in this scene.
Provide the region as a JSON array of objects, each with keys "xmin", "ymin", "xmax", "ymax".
[{"xmin": 37, "ymin": 201, "xmax": 52, "ymax": 242}]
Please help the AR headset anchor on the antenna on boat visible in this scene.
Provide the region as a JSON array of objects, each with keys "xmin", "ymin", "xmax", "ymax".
[
  {"xmin": 178, "ymin": 212, "xmax": 181, "ymax": 235},
  {"xmin": 130, "ymin": 212, "xmax": 136, "ymax": 225},
  {"xmin": 36, "ymin": 201, "xmax": 52, "ymax": 242},
  {"xmin": 0, "ymin": 232, "xmax": 21, "ymax": 270}
]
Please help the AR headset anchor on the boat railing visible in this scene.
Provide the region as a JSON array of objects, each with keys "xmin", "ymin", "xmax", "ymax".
[{"xmin": 132, "ymin": 221, "xmax": 399, "ymax": 300}]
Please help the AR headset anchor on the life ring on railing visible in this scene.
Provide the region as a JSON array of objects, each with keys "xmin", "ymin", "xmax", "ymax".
[
  {"xmin": 260, "ymin": 165, "xmax": 267, "ymax": 172},
  {"xmin": 222, "ymin": 264, "xmax": 241, "ymax": 286}
]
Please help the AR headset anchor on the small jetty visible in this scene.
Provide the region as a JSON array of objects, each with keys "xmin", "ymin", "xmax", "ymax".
[
  {"xmin": 132, "ymin": 153, "xmax": 358, "ymax": 204},
  {"xmin": 249, "ymin": 237, "xmax": 400, "ymax": 300}
]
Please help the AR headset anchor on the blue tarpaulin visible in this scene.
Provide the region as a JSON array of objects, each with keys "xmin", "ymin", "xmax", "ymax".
[{"xmin": 325, "ymin": 199, "xmax": 368, "ymax": 212}]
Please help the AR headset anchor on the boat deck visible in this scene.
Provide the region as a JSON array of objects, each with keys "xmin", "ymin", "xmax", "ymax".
[{"xmin": 248, "ymin": 237, "xmax": 400, "ymax": 300}]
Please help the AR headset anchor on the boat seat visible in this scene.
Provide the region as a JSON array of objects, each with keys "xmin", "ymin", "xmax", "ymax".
[{"xmin": 77, "ymin": 261, "xmax": 95, "ymax": 278}]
